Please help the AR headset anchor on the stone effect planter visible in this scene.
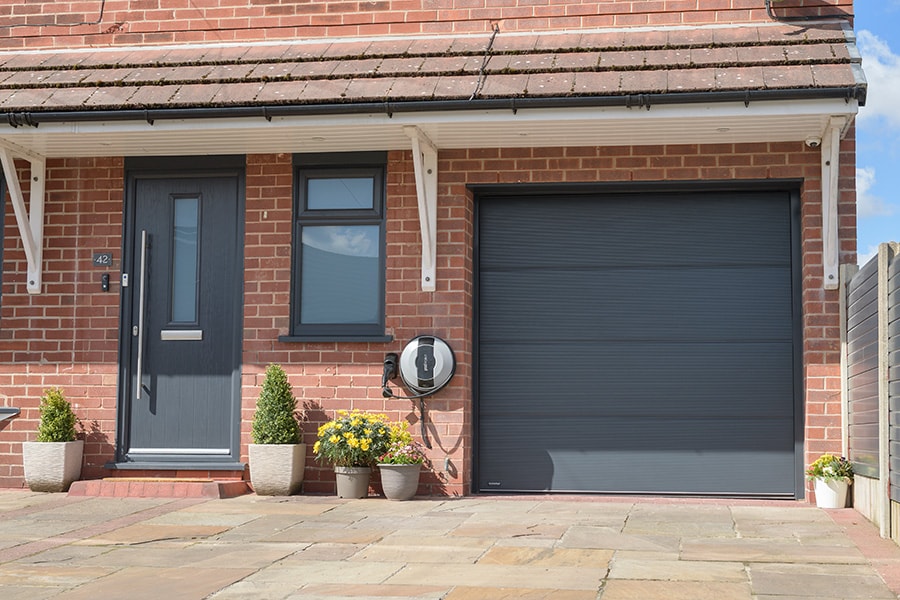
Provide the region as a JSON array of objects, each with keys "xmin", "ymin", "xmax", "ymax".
[
  {"xmin": 379, "ymin": 463, "xmax": 421, "ymax": 501},
  {"xmin": 249, "ymin": 443, "xmax": 306, "ymax": 496},
  {"xmin": 334, "ymin": 466, "xmax": 371, "ymax": 498},
  {"xmin": 22, "ymin": 440, "xmax": 84, "ymax": 493}
]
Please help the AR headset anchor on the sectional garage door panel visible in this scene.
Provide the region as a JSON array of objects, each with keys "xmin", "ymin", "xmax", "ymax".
[{"xmin": 476, "ymin": 190, "xmax": 799, "ymax": 496}]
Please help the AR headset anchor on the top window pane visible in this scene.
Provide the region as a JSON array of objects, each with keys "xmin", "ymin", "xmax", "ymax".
[{"xmin": 307, "ymin": 177, "xmax": 374, "ymax": 210}]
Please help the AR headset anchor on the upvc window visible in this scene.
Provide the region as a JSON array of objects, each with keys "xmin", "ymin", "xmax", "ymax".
[{"xmin": 284, "ymin": 152, "xmax": 390, "ymax": 341}]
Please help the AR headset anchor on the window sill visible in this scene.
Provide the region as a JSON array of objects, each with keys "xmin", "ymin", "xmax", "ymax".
[{"xmin": 278, "ymin": 334, "xmax": 394, "ymax": 343}]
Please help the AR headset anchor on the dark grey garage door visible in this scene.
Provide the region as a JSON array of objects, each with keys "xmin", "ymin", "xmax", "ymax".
[{"xmin": 476, "ymin": 187, "xmax": 801, "ymax": 496}]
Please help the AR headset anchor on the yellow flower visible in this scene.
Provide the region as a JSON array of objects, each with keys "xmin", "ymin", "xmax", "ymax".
[
  {"xmin": 360, "ymin": 438, "xmax": 371, "ymax": 451},
  {"xmin": 329, "ymin": 435, "xmax": 340, "ymax": 444},
  {"xmin": 313, "ymin": 441, "xmax": 320, "ymax": 453}
]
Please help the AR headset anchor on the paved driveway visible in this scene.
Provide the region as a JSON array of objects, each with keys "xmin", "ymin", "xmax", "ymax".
[{"xmin": 0, "ymin": 491, "xmax": 898, "ymax": 599}]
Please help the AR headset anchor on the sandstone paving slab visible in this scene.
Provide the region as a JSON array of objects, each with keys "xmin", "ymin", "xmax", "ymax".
[
  {"xmin": 376, "ymin": 531, "xmax": 493, "ymax": 549},
  {"xmin": 680, "ymin": 538, "xmax": 867, "ymax": 564},
  {"xmin": 184, "ymin": 495, "xmax": 342, "ymax": 516},
  {"xmin": 137, "ymin": 509, "xmax": 259, "ymax": 528},
  {"xmin": 211, "ymin": 513, "xmax": 320, "ymax": 541},
  {"xmin": 71, "ymin": 523, "xmax": 231, "ymax": 546},
  {"xmin": 76, "ymin": 541, "xmax": 299, "ymax": 569},
  {"xmin": 748, "ymin": 562, "xmax": 896, "ymax": 599},
  {"xmin": 28, "ymin": 497, "xmax": 169, "ymax": 522},
  {"xmin": 238, "ymin": 558, "xmax": 406, "ymax": 586},
  {"xmin": 628, "ymin": 503, "xmax": 733, "ymax": 521},
  {"xmin": 477, "ymin": 546, "xmax": 613, "ymax": 569},
  {"xmin": 265, "ymin": 524, "xmax": 391, "ymax": 545},
  {"xmin": 293, "ymin": 542, "xmax": 366, "ymax": 561},
  {"xmin": 386, "ymin": 562, "xmax": 604, "ymax": 591},
  {"xmin": 527, "ymin": 500, "xmax": 634, "ymax": 523},
  {"xmin": 354, "ymin": 541, "xmax": 489, "ymax": 564},
  {"xmin": 443, "ymin": 587, "xmax": 599, "ymax": 599},
  {"xmin": 0, "ymin": 585, "xmax": 60, "ymax": 600},
  {"xmin": 729, "ymin": 505, "xmax": 832, "ymax": 523},
  {"xmin": 350, "ymin": 513, "xmax": 472, "ymax": 534},
  {"xmin": 0, "ymin": 519, "xmax": 98, "ymax": 541},
  {"xmin": 50, "ymin": 565, "xmax": 256, "ymax": 600},
  {"xmin": 608, "ymin": 558, "xmax": 747, "ymax": 582},
  {"xmin": 290, "ymin": 582, "xmax": 450, "ymax": 598},
  {"xmin": 600, "ymin": 579, "xmax": 753, "ymax": 600},
  {"xmin": 12, "ymin": 543, "xmax": 110, "ymax": 564},
  {"xmin": 0, "ymin": 563, "xmax": 117, "ymax": 587},
  {"xmin": 431, "ymin": 498, "xmax": 542, "ymax": 516},
  {"xmin": 449, "ymin": 521, "xmax": 567, "ymax": 541},
  {"xmin": 610, "ymin": 549, "xmax": 681, "ymax": 562},
  {"xmin": 622, "ymin": 519, "xmax": 736, "ymax": 537},
  {"xmin": 733, "ymin": 519, "xmax": 854, "ymax": 543},
  {"xmin": 560, "ymin": 525, "xmax": 681, "ymax": 552}
]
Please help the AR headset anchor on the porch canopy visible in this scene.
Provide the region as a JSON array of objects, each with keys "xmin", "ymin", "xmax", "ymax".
[{"xmin": 0, "ymin": 20, "xmax": 866, "ymax": 291}]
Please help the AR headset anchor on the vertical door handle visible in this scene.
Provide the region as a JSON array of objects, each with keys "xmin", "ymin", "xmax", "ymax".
[{"xmin": 135, "ymin": 230, "xmax": 148, "ymax": 400}]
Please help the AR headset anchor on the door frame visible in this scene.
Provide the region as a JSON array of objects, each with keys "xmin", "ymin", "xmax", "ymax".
[
  {"xmin": 112, "ymin": 155, "xmax": 246, "ymax": 470},
  {"xmin": 470, "ymin": 179, "xmax": 805, "ymax": 497}
]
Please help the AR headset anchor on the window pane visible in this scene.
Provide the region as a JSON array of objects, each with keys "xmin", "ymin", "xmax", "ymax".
[
  {"xmin": 307, "ymin": 177, "xmax": 374, "ymax": 210},
  {"xmin": 301, "ymin": 225, "xmax": 380, "ymax": 324},
  {"xmin": 172, "ymin": 197, "xmax": 199, "ymax": 322}
]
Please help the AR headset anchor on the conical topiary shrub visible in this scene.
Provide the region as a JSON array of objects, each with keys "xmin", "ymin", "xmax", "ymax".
[
  {"xmin": 252, "ymin": 364, "xmax": 301, "ymax": 445},
  {"xmin": 37, "ymin": 388, "xmax": 79, "ymax": 442},
  {"xmin": 249, "ymin": 364, "xmax": 305, "ymax": 495}
]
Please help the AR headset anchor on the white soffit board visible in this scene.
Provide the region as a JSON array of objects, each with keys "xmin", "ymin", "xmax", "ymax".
[{"xmin": 0, "ymin": 98, "xmax": 858, "ymax": 157}]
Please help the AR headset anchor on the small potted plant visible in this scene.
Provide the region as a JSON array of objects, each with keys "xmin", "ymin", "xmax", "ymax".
[
  {"xmin": 378, "ymin": 421, "xmax": 427, "ymax": 501},
  {"xmin": 806, "ymin": 453, "xmax": 853, "ymax": 508},
  {"xmin": 249, "ymin": 364, "xmax": 305, "ymax": 495},
  {"xmin": 22, "ymin": 388, "xmax": 83, "ymax": 492},
  {"xmin": 313, "ymin": 410, "xmax": 392, "ymax": 498}
]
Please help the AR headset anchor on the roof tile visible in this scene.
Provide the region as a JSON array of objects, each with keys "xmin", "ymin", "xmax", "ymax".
[
  {"xmin": 385, "ymin": 76, "xmax": 440, "ymax": 100},
  {"xmin": 525, "ymin": 73, "xmax": 575, "ymax": 96},
  {"xmin": 254, "ymin": 80, "xmax": 305, "ymax": 104},
  {"xmin": 620, "ymin": 70, "xmax": 668, "ymax": 94},
  {"xmin": 0, "ymin": 23, "xmax": 861, "ymax": 114},
  {"xmin": 572, "ymin": 71, "xmax": 621, "ymax": 94},
  {"xmin": 716, "ymin": 66, "xmax": 766, "ymax": 90},
  {"xmin": 762, "ymin": 65, "xmax": 814, "ymax": 89},
  {"xmin": 667, "ymin": 68, "xmax": 717, "ymax": 92}
]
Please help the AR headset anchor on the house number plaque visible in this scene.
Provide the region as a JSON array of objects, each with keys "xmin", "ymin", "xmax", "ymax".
[{"xmin": 92, "ymin": 252, "xmax": 113, "ymax": 267}]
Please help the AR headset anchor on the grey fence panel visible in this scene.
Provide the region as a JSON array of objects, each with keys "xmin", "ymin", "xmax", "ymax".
[
  {"xmin": 848, "ymin": 257, "xmax": 880, "ymax": 477},
  {"xmin": 889, "ymin": 252, "xmax": 900, "ymax": 502}
]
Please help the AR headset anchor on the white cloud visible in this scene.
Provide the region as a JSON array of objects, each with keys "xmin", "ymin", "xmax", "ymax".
[
  {"xmin": 857, "ymin": 31, "xmax": 900, "ymax": 129},
  {"xmin": 856, "ymin": 166, "xmax": 893, "ymax": 217},
  {"xmin": 858, "ymin": 244, "xmax": 878, "ymax": 266}
]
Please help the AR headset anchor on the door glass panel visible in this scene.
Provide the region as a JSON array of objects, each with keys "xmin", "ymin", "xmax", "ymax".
[
  {"xmin": 301, "ymin": 225, "xmax": 380, "ymax": 323},
  {"xmin": 307, "ymin": 177, "xmax": 374, "ymax": 210},
  {"xmin": 172, "ymin": 197, "xmax": 199, "ymax": 323}
]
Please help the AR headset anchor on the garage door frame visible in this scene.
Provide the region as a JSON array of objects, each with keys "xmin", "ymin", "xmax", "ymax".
[{"xmin": 471, "ymin": 179, "xmax": 805, "ymax": 497}]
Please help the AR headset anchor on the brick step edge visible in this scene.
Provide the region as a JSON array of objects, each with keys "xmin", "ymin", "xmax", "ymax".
[{"xmin": 68, "ymin": 479, "xmax": 251, "ymax": 499}]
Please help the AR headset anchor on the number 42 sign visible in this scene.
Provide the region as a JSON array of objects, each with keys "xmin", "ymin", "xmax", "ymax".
[{"xmin": 92, "ymin": 252, "xmax": 113, "ymax": 267}]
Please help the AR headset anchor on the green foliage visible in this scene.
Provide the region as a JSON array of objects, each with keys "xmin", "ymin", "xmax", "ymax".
[
  {"xmin": 805, "ymin": 454, "xmax": 853, "ymax": 481},
  {"xmin": 36, "ymin": 388, "xmax": 78, "ymax": 443},
  {"xmin": 314, "ymin": 410, "xmax": 393, "ymax": 467},
  {"xmin": 251, "ymin": 364, "xmax": 302, "ymax": 445}
]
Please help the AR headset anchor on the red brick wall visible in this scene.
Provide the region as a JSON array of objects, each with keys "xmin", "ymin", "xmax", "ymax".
[
  {"xmin": 0, "ymin": 0, "xmax": 855, "ymax": 49},
  {"xmin": 0, "ymin": 157, "xmax": 123, "ymax": 487},
  {"xmin": 0, "ymin": 140, "xmax": 853, "ymax": 499}
]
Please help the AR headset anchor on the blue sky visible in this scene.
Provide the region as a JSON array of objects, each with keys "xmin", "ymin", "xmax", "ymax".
[{"xmin": 853, "ymin": 4, "xmax": 900, "ymax": 263}]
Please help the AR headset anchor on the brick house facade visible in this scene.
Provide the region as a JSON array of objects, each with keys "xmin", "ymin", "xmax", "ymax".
[{"xmin": 0, "ymin": 0, "xmax": 863, "ymax": 499}]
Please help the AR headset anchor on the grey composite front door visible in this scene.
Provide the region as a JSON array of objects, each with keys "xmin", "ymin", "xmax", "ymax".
[{"xmin": 119, "ymin": 164, "xmax": 244, "ymax": 468}]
